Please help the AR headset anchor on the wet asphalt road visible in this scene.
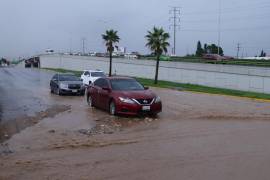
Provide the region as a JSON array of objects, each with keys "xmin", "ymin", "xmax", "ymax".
[
  {"xmin": 0, "ymin": 66, "xmax": 71, "ymax": 142},
  {"xmin": 0, "ymin": 66, "xmax": 53, "ymax": 122}
]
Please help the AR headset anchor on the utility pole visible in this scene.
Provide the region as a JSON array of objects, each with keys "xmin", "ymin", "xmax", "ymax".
[
  {"xmin": 169, "ymin": 7, "xmax": 180, "ymax": 55},
  {"xmin": 236, "ymin": 43, "xmax": 241, "ymax": 59},
  {"xmin": 81, "ymin": 37, "xmax": 86, "ymax": 55},
  {"xmin": 69, "ymin": 37, "xmax": 73, "ymax": 54},
  {"xmin": 217, "ymin": 0, "xmax": 221, "ymax": 56}
]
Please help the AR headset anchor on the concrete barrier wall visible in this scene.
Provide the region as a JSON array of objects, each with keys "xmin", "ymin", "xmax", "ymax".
[{"xmin": 40, "ymin": 54, "xmax": 270, "ymax": 94}]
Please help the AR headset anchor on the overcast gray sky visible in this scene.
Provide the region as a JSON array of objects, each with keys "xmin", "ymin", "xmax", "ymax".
[{"xmin": 0, "ymin": 0, "xmax": 269, "ymax": 59}]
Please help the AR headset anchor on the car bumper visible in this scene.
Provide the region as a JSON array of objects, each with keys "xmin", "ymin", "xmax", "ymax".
[
  {"xmin": 115, "ymin": 102, "xmax": 162, "ymax": 116},
  {"xmin": 59, "ymin": 88, "xmax": 85, "ymax": 95}
]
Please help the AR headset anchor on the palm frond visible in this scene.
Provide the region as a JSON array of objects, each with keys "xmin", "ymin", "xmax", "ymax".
[
  {"xmin": 145, "ymin": 27, "xmax": 170, "ymax": 56},
  {"xmin": 102, "ymin": 29, "xmax": 120, "ymax": 52}
]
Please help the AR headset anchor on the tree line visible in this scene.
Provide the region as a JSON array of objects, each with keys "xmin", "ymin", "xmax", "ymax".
[
  {"xmin": 195, "ymin": 41, "xmax": 224, "ymax": 57},
  {"xmin": 259, "ymin": 50, "xmax": 267, "ymax": 57}
]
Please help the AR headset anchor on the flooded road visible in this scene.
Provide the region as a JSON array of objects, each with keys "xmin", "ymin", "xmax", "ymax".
[
  {"xmin": 0, "ymin": 67, "xmax": 71, "ymax": 142},
  {"xmin": 1, "ymin": 66, "xmax": 270, "ymax": 180},
  {"xmin": 0, "ymin": 67, "xmax": 52, "ymax": 121}
]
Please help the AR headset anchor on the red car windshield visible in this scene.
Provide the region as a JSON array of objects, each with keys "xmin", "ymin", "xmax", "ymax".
[
  {"xmin": 110, "ymin": 79, "xmax": 144, "ymax": 91},
  {"xmin": 91, "ymin": 72, "xmax": 105, "ymax": 77}
]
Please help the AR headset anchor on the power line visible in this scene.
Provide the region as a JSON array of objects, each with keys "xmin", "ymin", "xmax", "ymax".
[
  {"xmin": 221, "ymin": 25, "xmax": 270, "ymax": 31},
  {"xmin": 179, "ymin": 25, "xmax": 270, "ymax": 32},
  {"xmin": 181, "ymin": 13, "xmax": 270, "ymax": 24},
  {"xmin": 182, "ymin": 3, "xmax": 270, "ymax": 16},
  {"xmin": 191, "ymin": 6, "xmax": 270, "ymax": 15},
  {"xmin": 169, "ymin": 7, "xmax": 180, "ymax": 55}
]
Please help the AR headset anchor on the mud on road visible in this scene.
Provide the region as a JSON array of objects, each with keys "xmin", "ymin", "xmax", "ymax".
[{"xmin": 1, "ymin": 67, "xmax": 270, "ymax": 180}]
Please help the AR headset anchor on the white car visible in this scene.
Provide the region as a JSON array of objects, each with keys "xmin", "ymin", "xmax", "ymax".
[{"xmin": 80, "ymin": 70, "xmax": 106, "ymax": 85}]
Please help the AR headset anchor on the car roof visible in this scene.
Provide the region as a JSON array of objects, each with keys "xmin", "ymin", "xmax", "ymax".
[{"xmin": 54, "ymin": 73, "xmax": 75, "ymax": 76}]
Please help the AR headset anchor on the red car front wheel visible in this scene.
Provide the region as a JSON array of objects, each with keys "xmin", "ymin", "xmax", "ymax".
[
  {"xmin": 109, "ymin": 100, "xmax": 116, "ymax": 115},
  {"xmin": 87, "ymin": 94, "xmax": 93, "ymax": 107}
]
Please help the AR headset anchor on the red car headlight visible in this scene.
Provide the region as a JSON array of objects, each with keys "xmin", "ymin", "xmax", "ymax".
[
  {"xmin": 155, "ymin": 96, "xmax": 161, "ymax": 103},
  {"xmin": 119, "ymin": 97, "xmax": 136, "ymax": 104}
]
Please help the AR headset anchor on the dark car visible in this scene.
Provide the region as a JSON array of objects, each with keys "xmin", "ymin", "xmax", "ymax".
[
  {"xmin": 50, "ymin": 73, "xmax": 85, "ymax": 95},
  {"xmin": 203, "ymin": 54, "xmax": 226, "ymax": 60},
  {"xmin": 86, "ymin": 76, "xmax": 162, "ymax": 116},
  {"xmin": 25, "ymin": 60, "xmax": 31, "ymax": 68}
]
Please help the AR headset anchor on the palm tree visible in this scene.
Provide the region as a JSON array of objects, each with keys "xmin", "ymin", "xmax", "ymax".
[
  {"xmin": 145, "ymin": 27, "xmax": 170, "ymax": 84},
  {"xmin": 102, "ymin": 29, "xmax": 120, "ymax": 76}
]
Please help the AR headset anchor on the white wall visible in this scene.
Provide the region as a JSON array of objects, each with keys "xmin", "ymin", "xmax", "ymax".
[{"xmin": 40, "ymin": 54, "xmax": 270, "ymax": 94}]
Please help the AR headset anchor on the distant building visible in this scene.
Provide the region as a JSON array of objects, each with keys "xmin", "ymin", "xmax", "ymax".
[
  {"xmin": 124, "ymin": 53, "xmax": 138, "ymax": 59},
  {"xmin": 113, "ymin": 46, "xmax": 126, "ymax": 56}
]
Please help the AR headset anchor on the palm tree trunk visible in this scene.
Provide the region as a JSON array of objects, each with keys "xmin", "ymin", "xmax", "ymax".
[
  {"xmin": 109, "ymin": 51, "xmax": 112, "ymax": 77},
  {"xmin": 154, "ymin": 55, "xmax": 160, "ymax": 84}
]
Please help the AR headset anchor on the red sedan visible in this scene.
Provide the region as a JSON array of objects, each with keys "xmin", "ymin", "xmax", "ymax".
[{"xmin": 86, "ymin": 77, "xmax": 162, "ymax": 116}]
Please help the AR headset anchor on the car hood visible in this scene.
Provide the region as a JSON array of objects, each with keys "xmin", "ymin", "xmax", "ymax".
[
  {"xmin": 59, "ymin": 81, "xmax": 82, "ymax": 85},
  {"xmin": 115, "ymin": 90, "xmax": 156, "ymax": 99}
]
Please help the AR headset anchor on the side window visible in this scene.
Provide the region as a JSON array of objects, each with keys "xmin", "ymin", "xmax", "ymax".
[
  {"xmin": 84, "ymin": 71, "xmax": 90, "ymax": 76},
  {"xmin": 94, "ymin": 78, "xmax": 103, "ymax": 87},
  {"xmin": 100, "ymin": 79, "xmax": 109, "ymax": 88},
  {"xmin": 94, "ymin": 78, "xmax": 108, "ymax": 88},
  {"xmin": 52, "ymin": 75, "xmax": 58, "ymax": 80}
]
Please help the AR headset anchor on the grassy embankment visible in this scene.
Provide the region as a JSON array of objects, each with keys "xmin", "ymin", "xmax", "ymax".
[{"xmin": 43, "ymin": 68, "xmax": 270, "ymax": 101}]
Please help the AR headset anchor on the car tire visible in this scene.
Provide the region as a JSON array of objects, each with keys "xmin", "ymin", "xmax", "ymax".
[
  {"xmin": 87, "ymin": 94, "xmax": 93, "ymax": 107},
  {"xmin": 53, "ymin": 87, "xmax": 57, "ymax": 94},
  {"xmin": 109, "ymin": 100, "xmax": 116, "ymax": 115},
  {"xmin": 80, "ymin": 91, "xmax": 85, "ymax": 96},
  {"xmin": 56, "ymin": 87, "xmax": 62, "ymax": 96},
  {"xmin": 50, "ymin": 87, "xmax": 53, "ymax": 93}
]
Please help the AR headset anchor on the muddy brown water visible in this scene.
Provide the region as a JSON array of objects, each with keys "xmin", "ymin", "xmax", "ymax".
[{"xmin": 1, "ymin": 67, "xmax": 270, "ymax": 180}]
